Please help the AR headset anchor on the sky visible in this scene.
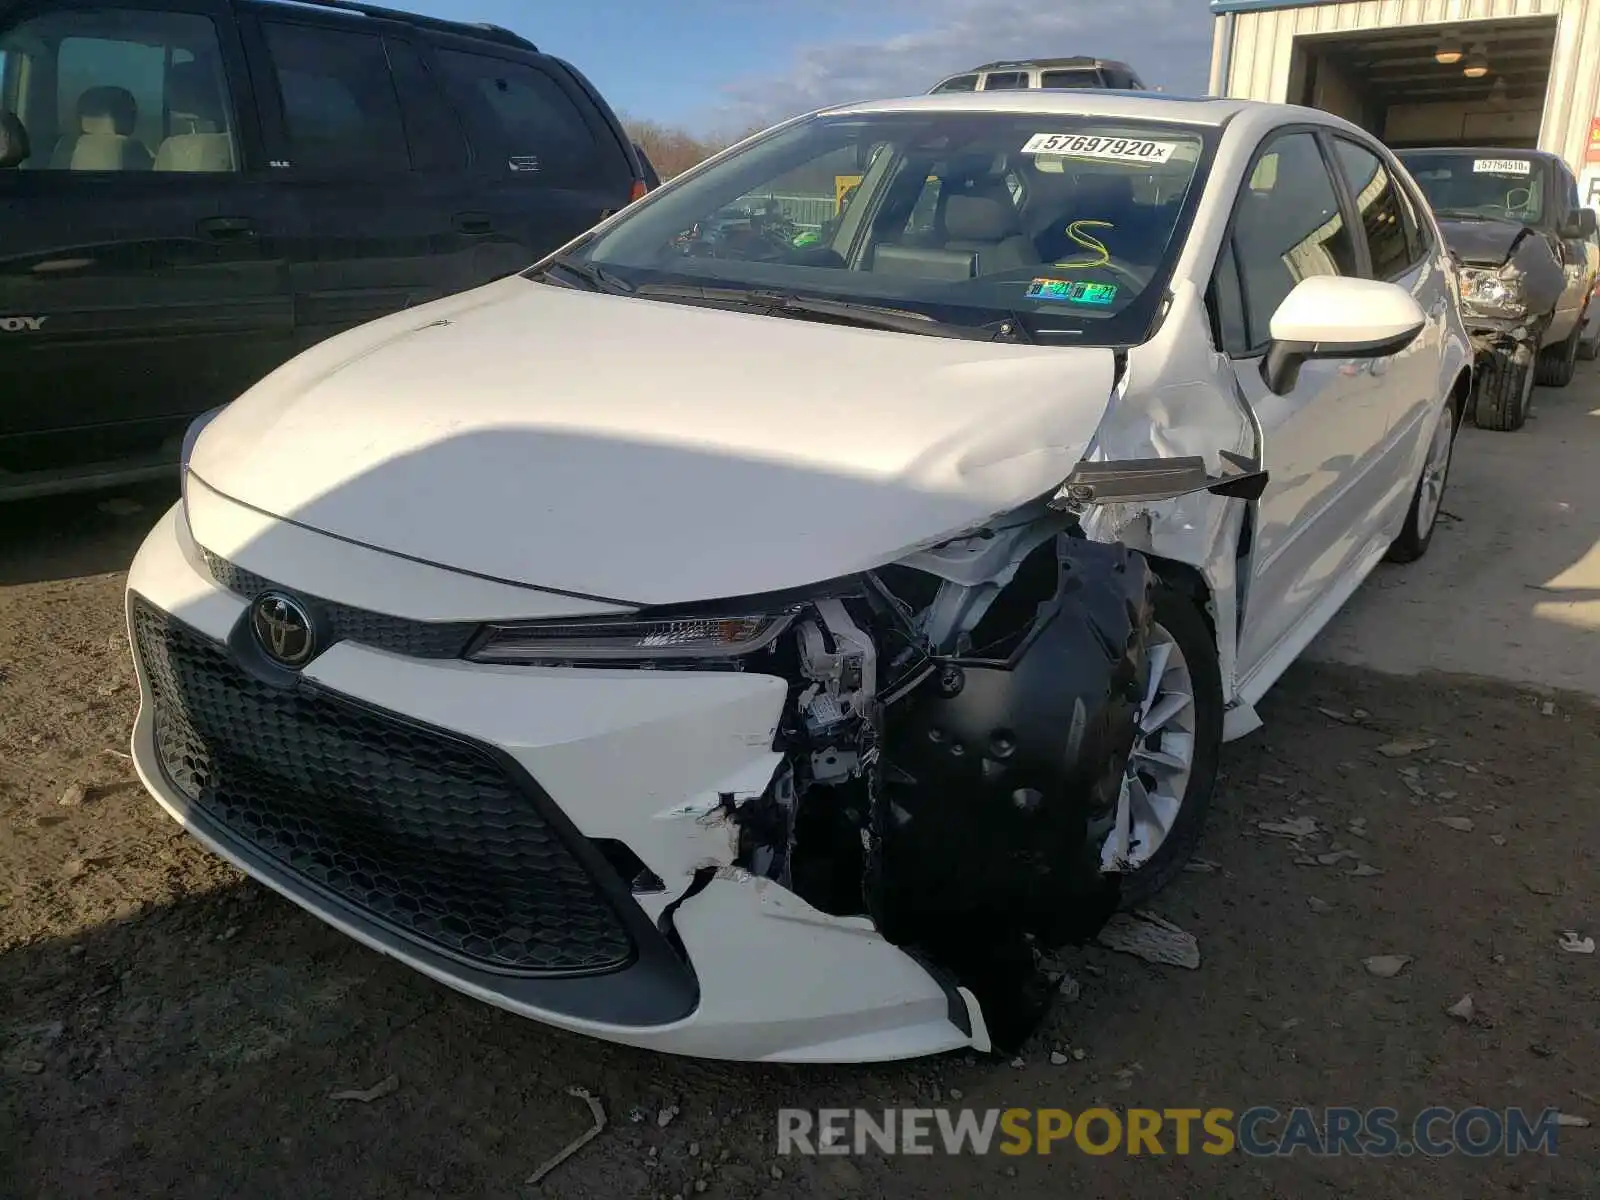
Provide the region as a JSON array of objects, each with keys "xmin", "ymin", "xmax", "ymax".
[{"xmin": 406, "ymin": 0, "xmax": 1217, "ymax": 133}]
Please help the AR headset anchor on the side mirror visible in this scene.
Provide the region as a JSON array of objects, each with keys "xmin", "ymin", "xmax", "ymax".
[
  {"xmin": 0, "ymin": 110, "xmax": 29, "ymax": 170},
  {"xmin": 1261, "ymin": 276, "xmax": 1426, "ymax": 396},
  {"xmin": 1564, "ymin": 208, "xmax": 1599, "ymax": 240}
]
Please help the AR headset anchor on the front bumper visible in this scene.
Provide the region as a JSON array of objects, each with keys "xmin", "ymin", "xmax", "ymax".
[{"xmin": 126, "ymin": 499, "xmax": 982, "ymax": 1062}]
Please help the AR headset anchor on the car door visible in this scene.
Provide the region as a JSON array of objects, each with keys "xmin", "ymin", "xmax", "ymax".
[
  {"xmin": 239, "ymin": 9, "xmax": 472, "ymax": 353},
  {"xmin": 1328, "ymin": 134, "xmax": 1449, "ymax": 501},
  {"xmin": 1211, "ymin": 128, "xmax": 1391, "ymax": 678},
  {"xmin": 0, "ymin": 0, "xmax": 292, "ymax": 479},
  {"xmin": 426, "ymin": 38, "xmax": 638, "ymax": 282},
  {"xmin": 1548, "ymin": 162, "xmax": 1590, "ymax": 342}
]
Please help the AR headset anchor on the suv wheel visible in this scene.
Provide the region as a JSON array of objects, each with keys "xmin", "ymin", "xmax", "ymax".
[
  {"xmin": 1473, "ymin": 342, "xmax": 1534, "ymax": 432},
  {"xmin": 1536, "ymin": 323, "xmax": 1581, "ymax": 387}
]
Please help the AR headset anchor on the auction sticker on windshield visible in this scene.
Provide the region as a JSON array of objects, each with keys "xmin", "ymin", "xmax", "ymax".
[
  {"xmin": 1021, "ymin": 133, "xmax": 1177, "ymax": 164},
  {"xmin": 1473, "ymin": 158, "xmax": 1532, "ymax": 175},
  {"xmin": 1026, "ymin": 278, "xmax": 1119, "ymax": 305}
]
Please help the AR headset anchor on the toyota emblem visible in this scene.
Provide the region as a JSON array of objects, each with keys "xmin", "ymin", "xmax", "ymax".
[{"xmin": 250, "ymin": 592, "xmax": 316, "ymax": 667}]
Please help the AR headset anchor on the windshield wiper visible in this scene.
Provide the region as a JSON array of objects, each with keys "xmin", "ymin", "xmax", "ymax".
[
  {"xmin": 771, "ymin": 295, "xmax": 1031, "ymax": 343},
  {"xmin": 628, "ymin": 283, "xmax": 1029, "ymax": 342},
  {"xmin": 531, "ymin": 255, "xmax": 632, "ymax": 293}
]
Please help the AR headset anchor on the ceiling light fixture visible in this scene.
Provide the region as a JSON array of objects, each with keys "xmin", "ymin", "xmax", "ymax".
[
  {"xmin": 1435, "ymin": 33, "xmax": 1463, "ymax": 65},
  {"xmin": 1463, "ymin": 46, "xmax": 1490, "ymax": 78}
]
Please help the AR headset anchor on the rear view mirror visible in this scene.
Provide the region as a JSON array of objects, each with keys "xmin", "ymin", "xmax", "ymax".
[
  {"xmin": 0, "ymin": 110, "xmax": 29, "ymax": 169},
  {"xmin": 1261, "ymin": 276, "xmax": 1425, "ymax": 395}
]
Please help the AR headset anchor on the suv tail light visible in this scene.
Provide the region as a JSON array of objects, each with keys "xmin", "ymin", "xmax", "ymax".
[{"xmin": 629, "ymin": 178, "xmax": 649, "ymax": 203}]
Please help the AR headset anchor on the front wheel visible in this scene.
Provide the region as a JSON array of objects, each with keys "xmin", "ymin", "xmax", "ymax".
[
  {"xmin": 1536, "ymin": 322, "xmax": 1581, "ymax": 387},
  {"xmin": 1473, "ymin": 342, "xmax": 1533, "ymax": 432},
  {"xmin": 1110, "ymin": 585, "xmax": 1223, "ymax": 906},
  {"xmin": 1385, "ymin": 402, "xmax": 1455, "ymax": 564}
]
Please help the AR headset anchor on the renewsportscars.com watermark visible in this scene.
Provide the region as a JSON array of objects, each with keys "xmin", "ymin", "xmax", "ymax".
[{"xmin": 778, "ymin": 1106, "xmax": 1571, "ymax": 1158}]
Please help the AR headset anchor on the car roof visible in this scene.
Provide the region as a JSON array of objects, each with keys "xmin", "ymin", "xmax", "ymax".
[
  {"xmin": 964, "ymin": 57, "xmax": 1136, "ymax": 72},
  {"xmin": 244, "ymin": 0, "xmax": 536, "ymax": 51},
  {"xmin": 825, "ymin": 91, "xmax": 1286, "ymax": 129}
]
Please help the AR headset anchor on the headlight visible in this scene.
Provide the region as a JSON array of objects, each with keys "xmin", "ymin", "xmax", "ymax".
[
  {"xmin": 1457, "ymin": 267, "xmax": 1527, "ymax": 317},
  {"xmin": 466, "ymin": 612, "xmax": 797, "ymax": 666}
]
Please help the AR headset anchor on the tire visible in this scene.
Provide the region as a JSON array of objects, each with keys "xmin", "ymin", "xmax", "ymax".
[
  {"xmin": 1385, "ymin": 401, "xmax": 1455, "ymax": 564},
  {"xmin": 1116, "ymin": 584, "xmax": 1223, "ymax": 907},
  {"xmin": 1536, "ymin": 322, "xmax": 1581, "ymax": 387},
  {"xmin": 1472, "ymin": 343, "xmax": 1533, "ymax": 432},
  {"xmin": 1580, "ymin": 332, "xmax": 1599, "ymax": 362}
]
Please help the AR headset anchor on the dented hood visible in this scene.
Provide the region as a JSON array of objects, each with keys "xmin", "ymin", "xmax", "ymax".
[
  {"xmin": 1437, "ymin": 215, "xmax": 1532, "ymax": 267},
  {"xmin": 190, "ymin": 276, "xmax": 1116, "ymax": 605}
]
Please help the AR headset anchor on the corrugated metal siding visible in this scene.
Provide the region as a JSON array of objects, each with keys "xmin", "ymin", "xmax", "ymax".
[{"xmin": 1221, "ymin": 0, "xmax": 1600, "ymax": 168}]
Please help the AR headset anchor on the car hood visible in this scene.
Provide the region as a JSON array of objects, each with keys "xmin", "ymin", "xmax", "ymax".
[
  {"xmin": 1437, "ymin": 215, "xmax": 1534, "ymax": 267},
  {"xmin": 190, "ymin": 276, "xmax": 1118, "ymax": 606}
]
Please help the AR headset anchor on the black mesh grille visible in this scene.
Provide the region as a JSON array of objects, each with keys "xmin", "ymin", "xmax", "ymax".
[
  {"xmin": 133, "ymin": 599, "xmax": 635, "ymax": 975},
  {"xmin": 201, "ymin": 548, "xmax": 477, "ymax": 659}
]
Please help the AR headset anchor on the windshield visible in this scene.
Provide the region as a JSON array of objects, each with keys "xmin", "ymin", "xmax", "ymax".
[
  {"xmin": 545, "ymin": 111, "xmax": 1212, "ymax": 344},
  {"xmin": 1400, "ymin": 152, "xmax": 1545, "ymax": 225}
]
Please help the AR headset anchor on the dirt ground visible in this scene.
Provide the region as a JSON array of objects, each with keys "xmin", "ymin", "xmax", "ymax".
[{"xmin": 3, "ymin": 398, "xmax": 1598, "ymax": 1197}]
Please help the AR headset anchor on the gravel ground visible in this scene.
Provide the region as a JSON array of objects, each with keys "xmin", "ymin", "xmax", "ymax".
[{"xmin": 2, "ymin": 483, "xmax": 1597, "ymax": 1199}]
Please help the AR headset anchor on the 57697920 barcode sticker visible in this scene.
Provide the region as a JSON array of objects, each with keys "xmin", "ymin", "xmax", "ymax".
[{"xmin": 1020, "ymin": 133, "xmax": 1178, "ymax": 164}]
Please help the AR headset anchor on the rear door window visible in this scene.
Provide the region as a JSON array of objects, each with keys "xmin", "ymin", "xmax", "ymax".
[
  {"xmin": 260, "ymin": 21, "xmax": 409, "ymax": 174},
  {"xmin": 435, "ymin": 50, "xmax": 624, "ymax": 186},
  {"xmin": 981, "ymin": 71, "xmax": 1029, "ymax": 90},
  {"xmin": 383, "ymin": 38, "xmax": 468, "ymax": 171},
  {"xmin": 1040, "ymin": 69, "xmax": 1103, "ymax": 89}
]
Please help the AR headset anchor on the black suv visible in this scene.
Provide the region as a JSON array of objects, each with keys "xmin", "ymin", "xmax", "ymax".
[
  {"xmin": 1398, "ymin": 148, "xmax": 1598, "ymax": 432},
  {"xmin": 0, "ymin": 0, "xmax": 648, "ymax": 499}
]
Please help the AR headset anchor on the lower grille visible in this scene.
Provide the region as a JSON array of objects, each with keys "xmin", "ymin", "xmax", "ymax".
[{"xmin": 132, "ymin": 599, "xmax": 635, "ymax": 975}]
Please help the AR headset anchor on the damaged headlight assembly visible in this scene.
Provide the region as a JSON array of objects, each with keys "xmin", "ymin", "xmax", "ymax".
[
  {"xmin": 466, "ymin": 612, "xmax": 798, "ymax": 666},
  {"xmin": 1457, "ymin": 266, "xmax": 1527, "ymax": 318}
]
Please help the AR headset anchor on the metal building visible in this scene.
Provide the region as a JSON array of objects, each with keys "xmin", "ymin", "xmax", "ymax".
[{"xmin": 1208, "ymin": 0, "xmax": 1600, "ymax": 201}]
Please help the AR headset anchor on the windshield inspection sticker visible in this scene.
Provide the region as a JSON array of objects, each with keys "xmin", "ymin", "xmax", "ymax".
[
  {"xmin": 1473, "ymin": 158, "xmax": 1532, "ymax": 175},
  {"xmin": 1027, "ymin": 278, "xmax": 1119, "ymax": 305},
  {"xmin": 1020, "ymin": 133, "xmax": 1177, "ymax": 164}
]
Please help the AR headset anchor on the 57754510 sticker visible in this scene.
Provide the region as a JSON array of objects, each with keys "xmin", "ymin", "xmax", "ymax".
[
  {"xmin": 1473, "ymin": 158, "xmax": 1531, "ymax": 176},
  {"xmin": 1020, "ymin": 133, "xmax": 1177, "ymax": 164}
]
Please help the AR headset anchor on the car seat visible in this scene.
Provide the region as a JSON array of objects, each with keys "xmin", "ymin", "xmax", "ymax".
[
  {"xmin": 52, "ymin": 86, "xmax": 153, "ymax": 171},
  {"xmin": 155, "ymin": 61, "xmax": 235, "ymax": 172},
  {"xmin": 939, "ymin": 177, "xmax": 1037, "ymax": 275}
]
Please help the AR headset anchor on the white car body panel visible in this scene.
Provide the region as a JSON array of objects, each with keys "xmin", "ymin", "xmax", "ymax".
[
  {"xmin": 191, "ymin": 275, "xmax": 1117, "ymax": 605},
  {"xmin": 125, "ymin": 91, "xmax": 1473, "ymax": 1062}
]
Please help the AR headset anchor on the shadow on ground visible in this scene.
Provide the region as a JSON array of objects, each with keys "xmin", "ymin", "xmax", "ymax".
[{"xmin": 0, "ymin": 482, "xmax": 178, "ymax": 589}]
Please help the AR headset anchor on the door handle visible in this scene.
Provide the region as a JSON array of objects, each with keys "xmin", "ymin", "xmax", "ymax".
[
  {"xmin": 198, "ymin": 216, "xmax": 255, "ymax": 240},
  {"xmin": 454, "ymin": 213, "xmax": 494, "ymax": 236}
]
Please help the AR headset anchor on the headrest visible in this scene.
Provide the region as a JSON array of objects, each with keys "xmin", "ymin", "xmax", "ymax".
[
  {"xmin": 943, "ymin": 192, "xmax": 1021, "ymax": 242},
  {"xmin": 167, "ymin": 60, "xmax": 226, "ymax": 132},
  {"xmin": 1073, "ymin": 172, "xmax": 1134, "ymax": 210},
  {"xmin": 78, "ymin": 86, "xmax": 137, "ymax": 136}
]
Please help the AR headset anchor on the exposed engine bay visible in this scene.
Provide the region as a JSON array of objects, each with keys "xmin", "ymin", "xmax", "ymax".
[{"xmin": 721, "ymin": 503, "xmax": 1159, "ymax": 1050}]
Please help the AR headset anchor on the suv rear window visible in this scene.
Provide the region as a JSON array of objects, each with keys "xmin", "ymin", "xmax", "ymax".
[
  {"xmin": 436, "ymin": 50, "xmax": 621, "ymax": 184},
  {"xmin": 1040, "ymin": 69, "xmax": 1104, "ymax": 89},
  {"xmin": 982, "ymin": 72, "xmax": 1029, "ymax": 90},
  {"xmin": 262, "ymin": 21, "xmax": 409, "ymax": 174}
]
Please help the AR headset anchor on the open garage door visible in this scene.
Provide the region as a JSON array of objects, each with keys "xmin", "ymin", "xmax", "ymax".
[{"xmin": 1288, "ymin": 16, "xmax": 1557, "ymax": 150}]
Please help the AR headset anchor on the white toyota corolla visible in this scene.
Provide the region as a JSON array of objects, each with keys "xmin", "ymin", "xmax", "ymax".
[{"xmin": 128, "ymin": 92, "xmax": 1470, "ymax": 1063}]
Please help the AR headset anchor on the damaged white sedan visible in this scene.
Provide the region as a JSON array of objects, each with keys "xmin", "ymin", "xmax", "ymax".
[{"xmin": 126, "ymin": 92, "xmax": 1470, "ymax": 1062}]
